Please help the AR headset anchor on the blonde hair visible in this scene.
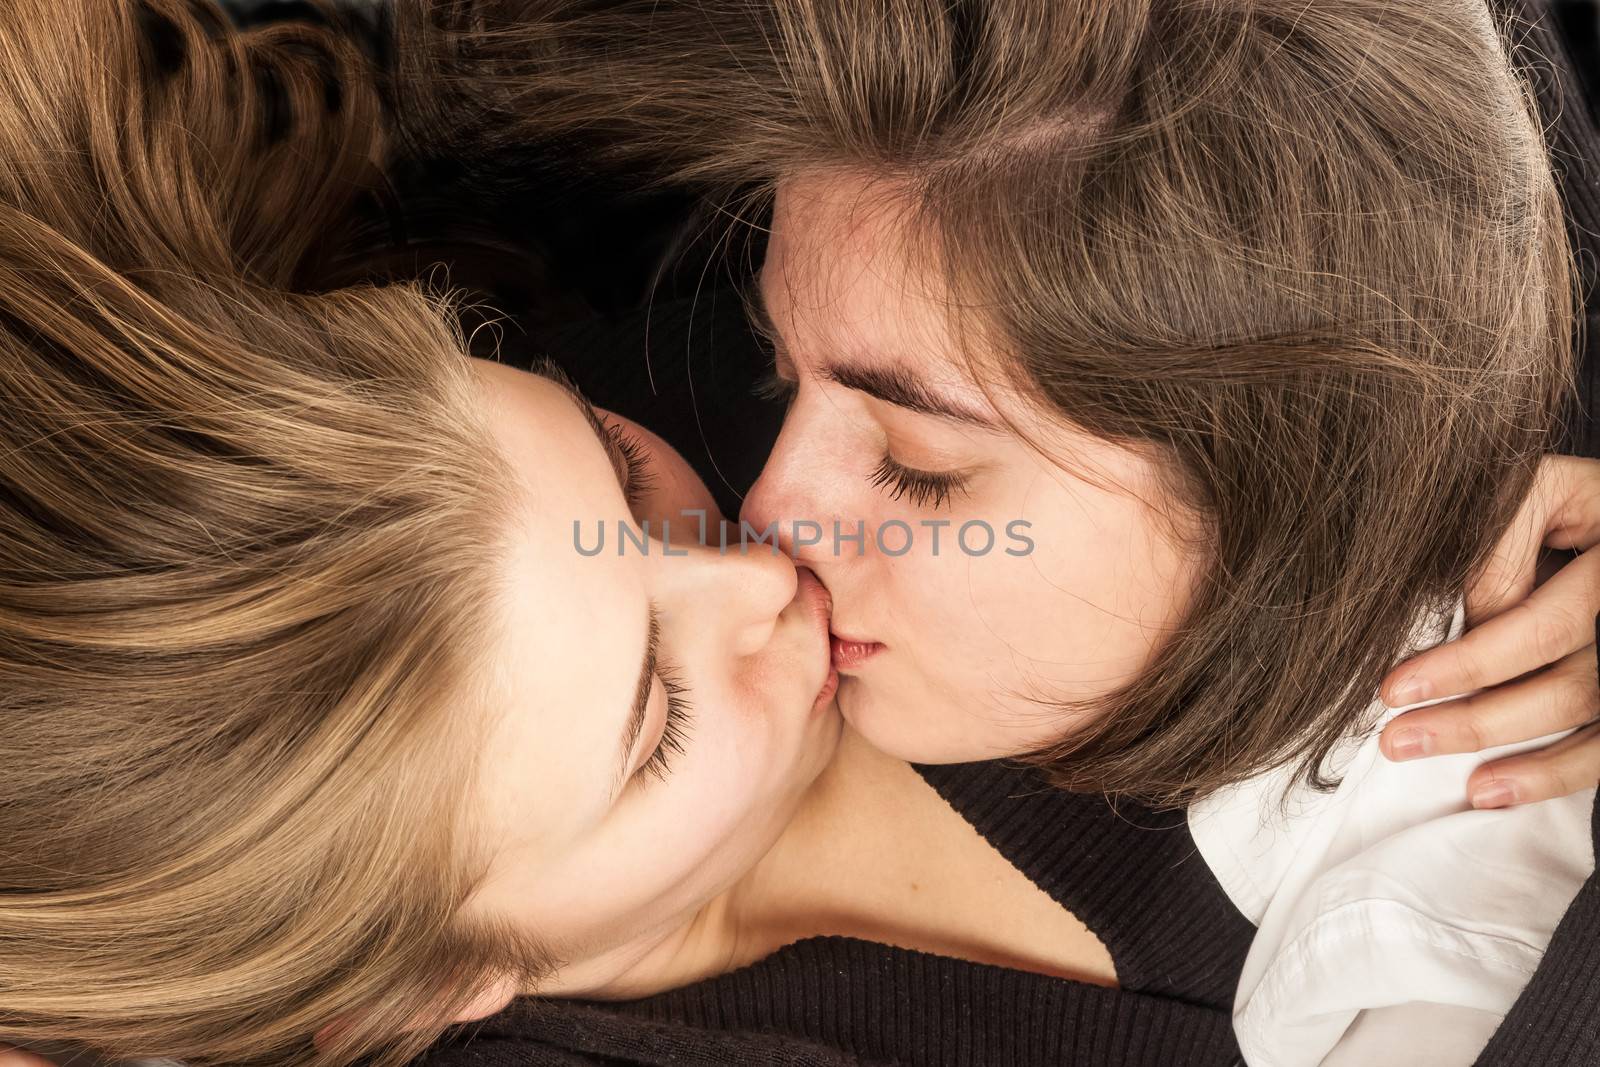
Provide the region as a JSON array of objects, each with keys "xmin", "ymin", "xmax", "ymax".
[
  {"xmin": 0, "ymin": 1, "xmax": 549, "ymax": 1063},
  {"xmin": 402, "ymin": 0, "xmax": 1580, "ymax": 804}
]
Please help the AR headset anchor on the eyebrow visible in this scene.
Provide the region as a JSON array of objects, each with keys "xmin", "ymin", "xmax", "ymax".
[
  {"xmin": 822, "ymin": 361, "xmax": 1000, "ymax": 430},
  {"xmin": 750, "ymin": 283, "xmax": 1001, "ymax": 431}
]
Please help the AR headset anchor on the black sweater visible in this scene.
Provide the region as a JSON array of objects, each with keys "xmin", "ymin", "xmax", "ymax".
[{"xmin": 418, "ymin": 761, "xmax": 1255, "ymax": 1066}]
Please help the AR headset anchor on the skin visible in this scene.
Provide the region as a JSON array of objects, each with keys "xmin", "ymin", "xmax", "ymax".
[
  {"xmin": 457, "ymin": 357, "xmax": 841, "ymax": 1003},
  {"xmin": 740, "ymin": 171, "xmax": 1208, "ymax": 763},
  {"xmin": 742, "ymin": 170, "xmax": 1209, "ymax": 763}
]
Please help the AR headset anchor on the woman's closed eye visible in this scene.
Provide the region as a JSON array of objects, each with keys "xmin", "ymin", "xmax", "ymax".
[
  {"xmin": 634, "ymin": 662, "xmax": 693, "ymax": 786},
  {"xmin": 601, "ymin": 418, "xmax": 658, "ymax": 513},
  {"xmin": 535, "ymin": 359, "xmax": 660, "ymax": 513},
  {"xmin": 869, "ymin": 454, "xmax": 971, "ymax": 511},
  {"xmin": 755, "ymin": 365, "xmax": 972, "ymax": 512}
]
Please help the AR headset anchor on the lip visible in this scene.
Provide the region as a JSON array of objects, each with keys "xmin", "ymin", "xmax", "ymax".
[
  {"xmin": 793, "ymin": 567, "xmax": 839, "ymax": 710},
  {"xmin": 829, "ymin": 629, "xmax": 884, "ymax": 672},
  {"xmin": 811, "ymin": 664, "xmax": 840, "ymax": 712}
]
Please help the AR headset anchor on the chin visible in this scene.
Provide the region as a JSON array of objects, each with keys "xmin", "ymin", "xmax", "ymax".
[
  {"xmin": 839, "ymin": 678, "xmax": 1028, "ymax": 765},
  {"xmin": 801, "ymin": 703, "xmax": 846, "ymax": 777},
  {"xmin": 836, "ymin": 678, "xmax": 945, "ymax": 764}
]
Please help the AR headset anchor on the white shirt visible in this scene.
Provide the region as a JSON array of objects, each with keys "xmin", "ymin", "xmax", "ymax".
[{"xmin": 1187, "ymin": 596, "xmax": 1597, "ymax": 1067}]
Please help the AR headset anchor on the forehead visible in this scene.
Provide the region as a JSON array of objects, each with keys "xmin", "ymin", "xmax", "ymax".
[
  {"xmin": 765, "ymin": 171, "xmax": 1026, "ymax": 419},
  {"xmin": 768, "ymin": 174, "xmax": 967, "ymax": 360},
  {"xmin": 470, "ymin": 360, "xmax": 645, "ymax": 865},
  {"xmin": 768, "ymin": 171, "xmax": 937, "ymax": 315},
  {"xmin": 764, "ymin": 172, "xmax": 1173, "ymax": 502}
]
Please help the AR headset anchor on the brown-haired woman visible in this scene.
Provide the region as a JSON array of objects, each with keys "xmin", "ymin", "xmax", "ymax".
[
  {"xmin": 2, "ymin": 1, "xmax": 1599, "ymax": 1066},
  {"xmin": 406, "ymin": 0, "xmax": 1600, "ymax": 806}
]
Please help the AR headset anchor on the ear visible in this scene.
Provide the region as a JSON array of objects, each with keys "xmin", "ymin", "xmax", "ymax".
[{"xmin": 313, "ymin": 972, "xmax": 522, "ymax": 1052}]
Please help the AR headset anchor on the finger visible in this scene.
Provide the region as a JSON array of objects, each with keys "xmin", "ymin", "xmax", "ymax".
[
  {"xmin": 1461, "ymin": 456, "xmax": 1600, "ymax": 627},
  {"xmin": 1462, "ymin": 467, "xmax": 1550, "ymax": 628},
  {"xmin": 1379, "ymin": 547, "xmax": 1600, "ymax": 706},
  {"xmin": 1538, "ymin": 456, "xmax": 1600, "ymax": 551},
  {"xmin": 1465, "ymin": 718, "xmax": 1600, "ymax": 807},
  {"xmin": 1380, "ymin": 644, "xmax": 1598, "ymax": 759}
]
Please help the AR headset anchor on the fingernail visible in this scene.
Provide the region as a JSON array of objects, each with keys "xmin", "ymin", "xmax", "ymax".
[
  {"xmin": 1386, "ymin": 674, "xmax": 1431, "ymax": 708},
  {"xmin": 1387, "ymin": 727, "xmax": 1432, "ymax": 760},
  {"xmin": 1471, "ymin": 782, "xmax": 1519, "ymax": 809}
]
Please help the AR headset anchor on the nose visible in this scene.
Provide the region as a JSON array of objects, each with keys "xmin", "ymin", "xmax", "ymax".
[
  {"xmin": 739, "ymin": 425, "xmax": 843, "ymax": 567},
  {"xmin": 651, "ymin": 531, "xmax": 799, "ymax": 657}
]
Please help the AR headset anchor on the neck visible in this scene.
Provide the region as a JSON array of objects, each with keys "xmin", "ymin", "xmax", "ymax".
[
  {"xmin": 559, "ymin": 725, "xmax": 1118, "ymax": 1001},
  {"xmin": 559, "ymin": 726, "xmax": 915, "ymax": 1000}
]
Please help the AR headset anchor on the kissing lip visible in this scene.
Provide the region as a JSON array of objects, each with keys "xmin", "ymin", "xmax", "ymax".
[
  {"xmin": 830, "ymin": 629, "xmax": 884, "ymax": 672},
  {"xmin": 793, "ymin": 566, "xmax": 838, "ymax": 706},
  {"xmin": 793, "ymin": 565, "xmax": 834, "ymax": 639}
]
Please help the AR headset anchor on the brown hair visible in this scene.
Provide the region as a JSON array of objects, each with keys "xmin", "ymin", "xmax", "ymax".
[
  {"xmin": 403, "ymin": 0, "xmax": 1581, "ymax": 805},
  {"xmin": 0, "ymin": 1, "xmax": 550, "ymax": 1063}
]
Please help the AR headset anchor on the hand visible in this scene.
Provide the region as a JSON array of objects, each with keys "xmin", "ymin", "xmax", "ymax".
[{"xmin": 1377, "ymin": 454, "xmax": 1600, "ymax": 808}]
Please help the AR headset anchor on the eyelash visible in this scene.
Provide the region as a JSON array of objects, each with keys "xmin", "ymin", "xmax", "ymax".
[
  {"xmin": 635, "ymin": 662, "xmax": 693, "ymax": 786},
  {"xmin": 869, "ymin": 454, "xmax": 970, "ymax": 511},
  {"xmin": 757, "ymin": 368, "xmax": 970, "ymax": 511},
  {"xmin": 602, "ymin": 419, "xmax": 658, "ymax": 510},
  {"xmin": 752, "ymin": 366, "xmax": 796, "ymax": 405}
]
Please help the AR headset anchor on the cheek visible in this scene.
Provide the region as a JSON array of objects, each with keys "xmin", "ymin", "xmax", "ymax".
[
  {"xmin": 885, "ymin": 485, "xmax": 1197, "ymax": 700},
  {"xmin": 527, "ymin": 678, "xmax": 826, "ymax": 958},
  {"xmin": 513, "ymin": 748, "xmax": 781, "ymax": 963},
  {"xmin": 980, "ymin": 490, "xmax": 1196, "ymax": 693}
]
